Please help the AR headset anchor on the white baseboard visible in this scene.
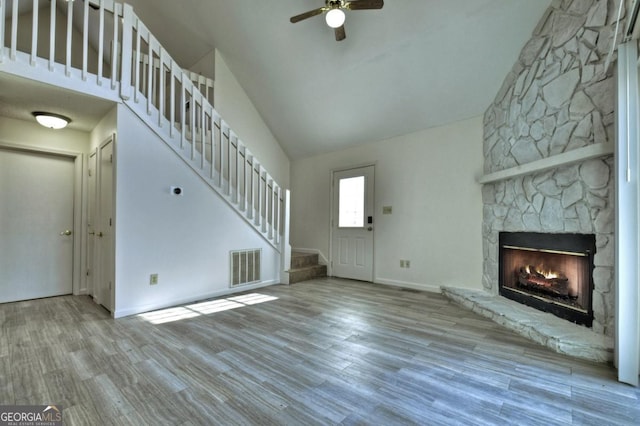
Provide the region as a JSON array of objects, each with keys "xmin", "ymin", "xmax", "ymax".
[
  {"xmin": 374, "ymin": 278, "xmax": 442, "ymax": 293},
  {"xmin": 292, "ymin": 247, "xmax": 329, "ymax": 265},
  {"xmin": 113, "ymin": 279, "xmax": 279, "ymax": 318}
]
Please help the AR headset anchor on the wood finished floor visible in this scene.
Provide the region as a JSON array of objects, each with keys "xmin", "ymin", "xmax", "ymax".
[{"xmin": 1, "ymin": 278, "xmax": 638, "ymax": 425}]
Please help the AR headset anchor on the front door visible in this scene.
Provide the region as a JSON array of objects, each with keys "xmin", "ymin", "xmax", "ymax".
[
  {"xmin": 0, "ymin": 147, "xmax": 74, "ymax": 303},
  {"xmin": 331, "ymin": 165, "xmax": 374, "ymax": 281}
]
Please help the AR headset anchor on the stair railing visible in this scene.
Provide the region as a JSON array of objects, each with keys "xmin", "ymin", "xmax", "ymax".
[{"xmin": 1, "ymin": 0, "xmax": 287, "ymax": 251}]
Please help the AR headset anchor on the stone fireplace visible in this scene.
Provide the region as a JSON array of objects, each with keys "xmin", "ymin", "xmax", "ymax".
[
  {"xmin": 481, "ymin": 0, "xmax": 618, "ymax": 338},
  {"xmin": 499, "ymin": 231, "xmax": 595, "ymax": 326}
]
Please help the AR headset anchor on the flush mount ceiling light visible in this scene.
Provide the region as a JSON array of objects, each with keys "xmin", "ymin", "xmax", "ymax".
[
  {"xmin": 325, "ymin": 8, "xmax": 345, "ymax": 28},
  {"xmin": 32, "ymin": 112, "xmax": 71, "ymax": 129}
]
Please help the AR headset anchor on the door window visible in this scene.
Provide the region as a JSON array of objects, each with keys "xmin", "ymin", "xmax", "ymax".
[{"xmin": 338, "ymin": 176, "xmax": 365, "ymax": 227}]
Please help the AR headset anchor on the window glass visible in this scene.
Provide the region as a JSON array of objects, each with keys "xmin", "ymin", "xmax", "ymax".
[{"xmin": 339, "ymin": 176, "xmax": 365, "ymax": 227}]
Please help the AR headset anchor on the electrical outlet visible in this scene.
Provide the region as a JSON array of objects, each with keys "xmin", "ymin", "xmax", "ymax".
[
  {"xmin": 150, "ymin": 273, "xmax": 159, "ymax": 285},
  {"xmin": 405, "ymin": 260, "xmax": 411, "ymax": 268},
  {"xmin": 400, "ymin": 260, "xmax": 405, "ymax": 268},
  {"xmin": 383, "ymin": 206, "xmax": 392, "ymax": 214}
]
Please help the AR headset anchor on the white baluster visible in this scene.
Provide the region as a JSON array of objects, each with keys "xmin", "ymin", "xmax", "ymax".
[
  {"xmin": 256, "ymin": 164, "xmax": 262, "ymax": 228},
  {"xmin": 170, "ymin": 69, "xmax": 175, "ymax": 138},
  {"xmin": 119, "ymin": 4, "xmax": 134, "ymax": 100},
  {"xmin": 180, "ymin": 80, "xmax": 186, "ymax": 149},
  {"xmin": 133, "ymin": 30, "xmax": 141, "ymax": 102},
  {"xmin": 190, "ymin": 89, "xmax": 196, "ymax": 160},
  {"xmin": 65, "ymin": 0, "xmax": 73, "ymax": 76},
  {"xmin": 110, "ymin": 3, "xmax": 119, "ymax": 89},
  {"xmin": 49, "ymin": 0, "xmax": 56, "ymax": 71},
  {"xmin": 31, "ymin": 0, "xmax": 38, "ymax": 66},
  {"xmin": 201, "ymin": 99, "xmax": 206, "ymax": 170},
  {"xmin": 97, "ymin": 0, "xmax": 104, "ymax": 85},
  {"xmin": 236, "ymin": 141, "xmax": 242, "ymax": 204},
  {"xmin": 82, "ymin": 0, "xmax": 88, "ymax": 80},
  {"xmin": 11, "ymin": 0, "xmax": 19, "ymax": 61},
  {"xmin": 158, "ymin": 48, "xmax": 165, "ymax": 127},
  {"xmin": 147, "ymin": 41, "xmax": 154, "ymax": 114},
  {"xmin": 0, "ymin": 0, "xmax": 5, "ymax": 63}
]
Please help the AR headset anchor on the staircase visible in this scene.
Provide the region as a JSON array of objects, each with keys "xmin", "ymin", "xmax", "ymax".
[
  {"xmin": 0, "ymin": 0, "xmax": 291, "ymax": 265},
  {"xmin": 289, "ymin": 252, "xmax": 327, "ymax": 284}
]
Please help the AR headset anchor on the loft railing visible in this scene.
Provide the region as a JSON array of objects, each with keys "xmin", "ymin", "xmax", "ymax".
[{"xmin": 0, "ymin": 0, "xmax": 288, "ymax": 252}]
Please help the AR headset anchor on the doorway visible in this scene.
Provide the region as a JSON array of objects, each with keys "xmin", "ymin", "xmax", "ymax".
[
  {"xmin": 0, "ymin": 147, "xmax": 75, "ymax": 303},
  {"xmin": 330, "ymin": 165, "xmax": 374, "ymax": 281}
]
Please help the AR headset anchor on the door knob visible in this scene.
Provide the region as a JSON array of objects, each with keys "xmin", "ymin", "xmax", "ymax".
[
  {"xmin": 60, "ymin": 229, "xmax": 72, "ymax": 236},
  {"xmin": 367, "ymin": 226, "xmax": 373, "ymax": 231},
  {"xmin": 97, "ymin": 232, "xmax": 103, "ymax": 237}
]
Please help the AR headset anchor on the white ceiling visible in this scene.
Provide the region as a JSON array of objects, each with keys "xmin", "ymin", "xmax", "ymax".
[
  {"xmin": 2, "ymin": 0, "xmax": 552, "ymax": 159},
  {"xmin": 124, "ymin": 0, "xmax": 552, "ymax": 159},
  {"xmin": 0, "ymin": 73, "xmax": 116, "ymax": 132}
]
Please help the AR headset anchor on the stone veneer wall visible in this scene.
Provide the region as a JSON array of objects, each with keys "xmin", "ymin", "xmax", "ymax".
[{"xmin": 482, "ymin": 0, "xmax": 624, "ymax": 336}]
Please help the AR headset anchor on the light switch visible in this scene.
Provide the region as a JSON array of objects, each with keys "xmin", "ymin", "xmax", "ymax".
[{"xmin": 383, "ymin": 206, "xmax": 392, "ymax": 214}]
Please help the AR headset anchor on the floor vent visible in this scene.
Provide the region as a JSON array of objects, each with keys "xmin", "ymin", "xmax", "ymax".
[{"xmin": 230, "ymin": 249, "xmax": 261, "ymax": 287}]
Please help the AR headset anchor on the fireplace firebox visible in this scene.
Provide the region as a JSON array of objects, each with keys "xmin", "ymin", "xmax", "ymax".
[{"xmin": 499, "ymin": 232, "xmax": 595, "ymax": 326}]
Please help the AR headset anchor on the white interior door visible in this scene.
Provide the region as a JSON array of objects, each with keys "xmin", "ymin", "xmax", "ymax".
[
  {"xmin": 0, "ymin": 148, "xmax": 74, "ymax": 303},
  {"xmin": 86, "ymin": 150, "xmax": 97, "ymax": 297},
  {"xmin": 97, "ymin": 139, "xmax": 114, "ymax": 312},
  {"xmin": 331, "ymin": 165, "xmax": 374, "ymax": 281}
]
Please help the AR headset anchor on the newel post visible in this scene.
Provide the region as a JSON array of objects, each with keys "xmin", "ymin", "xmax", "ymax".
[
  {"xmin": 280, "ymin": 189, "xmax": 292, "ymax": 285},
  {"xmin": 119, "ymin": 4, "xmax": 134, "ymax": 100}
]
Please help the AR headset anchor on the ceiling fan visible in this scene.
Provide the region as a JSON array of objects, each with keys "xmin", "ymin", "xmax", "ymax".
[{"xmin": 290, "ymin": 0, "xmax": 384, "ymax": 41}]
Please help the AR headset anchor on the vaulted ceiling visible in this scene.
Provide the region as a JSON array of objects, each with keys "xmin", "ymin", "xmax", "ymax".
[
  {"xmin": 123, "ymin": 0, "xmax": 552, "ymax": 159},
  {"xmin": 1, "ymin": 0, "xmax": 552, "ymax": 159}
]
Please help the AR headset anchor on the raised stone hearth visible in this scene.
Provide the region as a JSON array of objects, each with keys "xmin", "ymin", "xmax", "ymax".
[{"xmin": 442, "ymin": 287, "xmax": 613, "ymax": 363}]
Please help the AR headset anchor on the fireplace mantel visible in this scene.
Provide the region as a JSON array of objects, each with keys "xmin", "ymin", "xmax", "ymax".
[{"xmin": 477, "ymin": 142, "xmax": 613, "ymax": 185}]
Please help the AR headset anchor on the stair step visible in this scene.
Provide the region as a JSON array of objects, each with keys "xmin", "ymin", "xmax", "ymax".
[
  {"xmin": 291, "ymin": 252, "xmax": 320, "ymax": 269},
  {"xmin": 289, "ymin": 264, "xmax": 327, "ymax": 284}
]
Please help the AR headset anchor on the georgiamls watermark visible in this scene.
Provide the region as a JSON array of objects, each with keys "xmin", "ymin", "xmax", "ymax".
[{"xmin": 0, "ymin": 405, "xmax": 62, "ymax": 426}]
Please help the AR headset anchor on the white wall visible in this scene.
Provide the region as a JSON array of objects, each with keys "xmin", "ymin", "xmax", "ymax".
[
  {"xmin": 113, "ymin": 104, "xmax": 281, "ymax": 317},
  {"xmin": 90, "ymin": 106, "xmax": 117, "ymax": 151},
  {"xmin": 189, "ymin": 50, "xmax": 215, "ymax": 81},
  {"xmin": 0, "ymin": 116, "xmax": 90, "ymax": 152},
  {"xmin": 214, "ymin": 50, "xmax": 290, "ymax": 188},
  {"xmin": 291, "ymin": 116, "xmax": 484, "ymax": 291}
]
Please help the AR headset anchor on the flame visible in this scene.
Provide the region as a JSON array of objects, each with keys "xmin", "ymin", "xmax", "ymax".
[{"xmin": 526, "ymin": 264, "xmax": 561, "ymax": 279}]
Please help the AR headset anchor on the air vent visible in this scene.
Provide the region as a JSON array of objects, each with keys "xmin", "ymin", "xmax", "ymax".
[{"xmin": 230, "ymin": 249, "xmax": 261, "ymax": 287}]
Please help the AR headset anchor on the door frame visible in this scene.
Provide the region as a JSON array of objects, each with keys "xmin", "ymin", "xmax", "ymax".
[
  {"xmin": 0, "ymin": 141, "xmax": 87, "ymax": 296},
  {"xmin": 95, "ymin": 134, "xmax": 116, "ymax": 312},
  {"xmin": 86, "ymin": 148, "xmax": 98, "ymax": 297},
  {"xmin": 329, "ymin": 163, "xmax": 376, "ymax": 280}
]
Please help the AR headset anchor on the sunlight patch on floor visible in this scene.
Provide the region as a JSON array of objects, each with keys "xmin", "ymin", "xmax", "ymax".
[{"xmin": 138, "ymin": 293, "xmax": 279, "ymax": 324}]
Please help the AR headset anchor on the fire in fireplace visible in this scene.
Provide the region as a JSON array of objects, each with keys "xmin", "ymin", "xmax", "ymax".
[{"xmin": 499, "ymin": 232, "xmax": 595, "ymax": 326}]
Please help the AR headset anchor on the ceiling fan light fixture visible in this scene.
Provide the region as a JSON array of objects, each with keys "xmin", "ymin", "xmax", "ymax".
[
  {"xmin": 325, "ymin": 8, "xmax": 345, "ymax": 28},
  {"xmin": 32, "ymin": 112, "xmax": 71, "ymax": 129}
]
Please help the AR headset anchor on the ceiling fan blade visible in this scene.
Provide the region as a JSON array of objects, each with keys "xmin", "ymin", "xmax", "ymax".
[
  {"xmin": 345, "ymin": 0, "xmax": 384, "ymax": 10},
  {"xmin": 335, "ymin": 25, "xmax": 346, "ymax": 41},
  {"xmin": 290, "ymin": 7, "xmax": 326, "ymax": 23}
]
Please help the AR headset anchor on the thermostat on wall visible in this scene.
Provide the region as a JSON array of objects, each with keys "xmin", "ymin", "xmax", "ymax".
[{"xmin": 170, "ymin": 186, "xmax": 183, "ymax": 196}]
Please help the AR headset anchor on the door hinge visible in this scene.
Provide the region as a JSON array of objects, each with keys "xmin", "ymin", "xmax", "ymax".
[
  {"xmin": 109, "ymin": 154, "xmax": 113, "ymax": 163},
  {"xmin": 86, "ymin": 269, "xmax": 90, "ymax": 276},
  {"xmin": 109, "ymin": 218, "xmax": 112, "ymax": 226},
  {"xmin": 88, "ymin": 169, "xmax": 93, "ymax": 177}
]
